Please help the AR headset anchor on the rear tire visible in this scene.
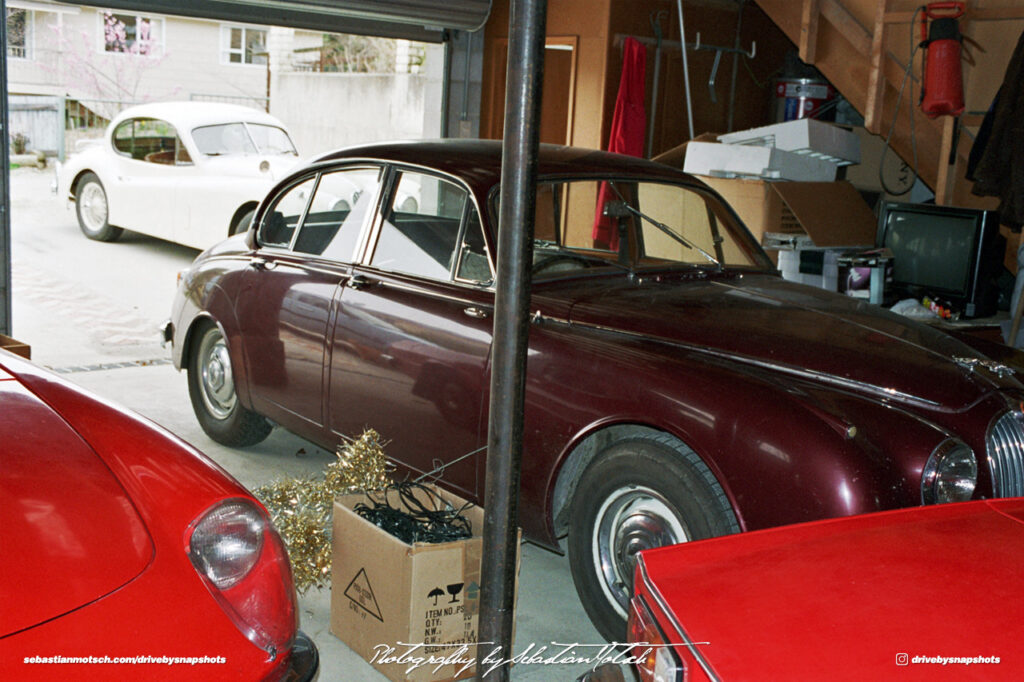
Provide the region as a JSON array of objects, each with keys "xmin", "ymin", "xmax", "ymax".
[
  {"xmin": 187, "ymin": 320, "xmax": 271, "ymax": 447},
  {"xmin": 567, "ymin": 432, "xmax": 739, "ymax": 642},
  {"xmin": 75, "ymin": 172, "xmax": 123, "ymax": 242}
]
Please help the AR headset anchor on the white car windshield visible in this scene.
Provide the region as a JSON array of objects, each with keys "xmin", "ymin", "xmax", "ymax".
[{"xmin": 191, "ymin": 122, "xmax": 297, "ymax": 156}]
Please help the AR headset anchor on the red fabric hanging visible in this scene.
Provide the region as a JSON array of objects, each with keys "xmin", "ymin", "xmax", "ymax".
[{"xmin": 593, "ymin": 37, "xmax": 647, "ymax": 250}]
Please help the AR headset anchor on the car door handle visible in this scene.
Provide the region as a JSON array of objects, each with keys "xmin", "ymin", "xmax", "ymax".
[
  {"xmin": 249, "ymin": 256, "xmax": 277, "ymax": 270},
  {"xmin": 464, "ymin": 307, "xmax": 489, "ymax": 319},
  {"xmin": 347, "ymin": 274, "xmax": 372, "ymax": 290}
]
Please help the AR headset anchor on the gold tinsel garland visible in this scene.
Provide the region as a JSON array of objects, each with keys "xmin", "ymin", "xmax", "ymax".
[{"xmin": 254, "ymin": 429, "xmax": 392, "ymax": 593}]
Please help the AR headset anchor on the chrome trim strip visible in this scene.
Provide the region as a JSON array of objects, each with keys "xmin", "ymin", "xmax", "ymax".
[
  {"xmin": 364, "ymin": 276, "xmax": 495, "ymax": 307},
  {"xmin": 637, "ymin": 555, "xmax": 720, "ymax": 682},
  {"xmin": 571, "ymin": 320, "xmax": 944, "ymax": 410}
]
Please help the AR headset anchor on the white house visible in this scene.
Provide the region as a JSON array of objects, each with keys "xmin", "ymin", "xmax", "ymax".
[{"xmin": 6, "ymin": 1, "xmax": 444, "ymax": 157}]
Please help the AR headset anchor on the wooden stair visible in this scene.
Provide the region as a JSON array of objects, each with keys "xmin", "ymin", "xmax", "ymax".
[{"xmin": 754, "ymin": 0, "xmax": 1024, "ymax": 207}]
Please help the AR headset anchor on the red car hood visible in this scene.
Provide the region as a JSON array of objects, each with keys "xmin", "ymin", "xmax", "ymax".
[
  {"xmin": 0, "ymin": 370, "xmax": 153, "ymax": 638},
  {"xmin": 638, "ymin": 498, "xmax": 1024, "ymax": 680},
  {"xmin": 563, "ymin": 273, "xmax": 1015, "ymax": 410}
]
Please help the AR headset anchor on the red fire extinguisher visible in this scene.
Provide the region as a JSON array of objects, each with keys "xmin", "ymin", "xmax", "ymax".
[{"xmin": 920, "ymin": 2, "xmax": 966, "ymax": 118}]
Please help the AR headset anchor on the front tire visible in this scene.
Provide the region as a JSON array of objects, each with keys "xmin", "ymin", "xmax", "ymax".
[
  {"xmin": 187, "ymin": 320, "xmax": 271, "ymax": 447},
  {"xmin": 75, "ymin": 172, "xmax": 123, "ymax": 242},
  {"xmin": 568, "ymin": 432, "xmax": 739, "ymax": 642}
]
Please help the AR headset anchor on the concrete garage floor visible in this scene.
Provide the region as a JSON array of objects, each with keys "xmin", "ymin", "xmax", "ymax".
[{"xmin": 8, "ymin": 167, "xmax": 614, "ymax": 680}]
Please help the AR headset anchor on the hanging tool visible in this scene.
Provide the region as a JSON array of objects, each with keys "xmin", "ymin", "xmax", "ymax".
[
  {"xmin": 676, "ymin": 0, "xmax": 696, "ymax": 140},
  {"xmin": 646, "ymin": 11, "xmax": 668, "ymax": 157}
]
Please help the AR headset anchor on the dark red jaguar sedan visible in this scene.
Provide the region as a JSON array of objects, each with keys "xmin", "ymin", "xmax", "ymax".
[{"xmin": 166, "ymin": 139, "xmax": 1024, "ymax": 640}]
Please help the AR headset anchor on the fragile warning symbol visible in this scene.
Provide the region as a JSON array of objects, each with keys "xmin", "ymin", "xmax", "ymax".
[{"xmin": 344, "ymin": 567, "xmax": 383, "ymax": 622}]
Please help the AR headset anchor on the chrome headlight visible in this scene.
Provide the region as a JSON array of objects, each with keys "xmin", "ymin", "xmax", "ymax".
[{"xmin": 921, "ymin": 439, "xmax": 977, "ymax": 504}]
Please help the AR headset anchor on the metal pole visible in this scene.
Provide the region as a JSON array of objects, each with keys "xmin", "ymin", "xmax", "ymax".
[
  {"xmin": 477, "ymin": 0, "xmax": 546, "ymax": 678},
  {"xmin": 1, "ymin": 0, "xmax": 13, "ymax": 336},
  {"xmin": 646, "ymin": 43, "xmax": 662, "ymax": 158},
  {"xmin": 726, "ymin": 0, "xmax": 746, "ymax": 133},
  {"xmin": 676, "ymin": 0, "xmax": 695, "ymax": 140},
  {"xmin": 440, "ymin": 30, "xmax": 452, "ymax": 137}
]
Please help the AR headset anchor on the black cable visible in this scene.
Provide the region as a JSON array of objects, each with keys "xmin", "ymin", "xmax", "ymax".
[
  {"xmin": 879, "ymin": 5, "xmax": 925, "ymax": 197},
  {"xmin": 354, "ymin": 481, "xmax": 473, "ymax": 544}
]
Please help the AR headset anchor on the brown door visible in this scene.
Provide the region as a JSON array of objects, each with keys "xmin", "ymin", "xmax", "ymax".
[{"xmin": 488, "ymin": 37, "xmax": 578, "ymax": 144}]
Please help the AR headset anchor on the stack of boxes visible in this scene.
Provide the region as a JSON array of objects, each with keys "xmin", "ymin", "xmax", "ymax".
[{"xmin": 655, "ymin": 119, "xmax": 881, "ymax": 296}]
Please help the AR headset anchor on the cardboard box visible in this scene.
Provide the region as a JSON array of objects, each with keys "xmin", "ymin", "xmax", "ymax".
[
  {"xmin": 682, "ymin": 141, "xmax": 839, "ymax": 182},
  {"xmin": 717, "ymin": 119, "xmax": 861, "ymax": 166},
  {"xmin": 331, "ymin": 486, "xmax": 519, "ymax": 682},
  {"xmin": 0, "ymin": 335, "xmax": 31, "ymax": 359},
  {"xmin": 697, "ymin": 176, "xmax": 877, "ymax": 251},
  {"xmin": 842, "ymin": 126, "xmax": 918, "ymax": 201}
]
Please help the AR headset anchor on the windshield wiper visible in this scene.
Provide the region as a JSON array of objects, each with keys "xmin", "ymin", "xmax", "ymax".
[
  {"xmin": 532, "ymin": 244, "xmax": 633, "ymax": 274},
  {"xmin": 608, "ymin": 182, "xmax": 722, "ymax": 269}
]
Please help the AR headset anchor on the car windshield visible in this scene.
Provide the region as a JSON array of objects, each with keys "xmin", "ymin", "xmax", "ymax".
[
  {"xmin": 191, "ymin": 122, "xmax": 297, "ymax": 156},
  {"xmin": 495, "ymin": 178, "xmax": 774, "ymax": 278}
]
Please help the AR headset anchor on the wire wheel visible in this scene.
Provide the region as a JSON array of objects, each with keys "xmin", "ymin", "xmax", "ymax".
[{"xmin": 74, "ymin": 172, "xmax": 123, "ymax": 242}]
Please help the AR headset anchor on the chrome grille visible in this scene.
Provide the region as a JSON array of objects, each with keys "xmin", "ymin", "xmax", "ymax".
[{"xmin": 986, "ymin": 411, "xmax": 1024, "ymax": 497}]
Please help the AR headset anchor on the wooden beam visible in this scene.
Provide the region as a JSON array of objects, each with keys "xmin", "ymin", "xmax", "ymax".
[
  {"xmin": 886, "ymin": 7, "xmax": 1024, "ymax": 23},
  {"xmin": 934, "ymin": 116, "xmax": 957, "ymax": 205},
  {"xmin": 864, "ymin": 0, "xmax": 889, "ymax": 134},
  {"xmin": 820, "ymin": 0, "xmax": 872, "ymax": 55},
  {"xmin": 799, "ymin": 0, "xmax": 820, "ymax": 63}
]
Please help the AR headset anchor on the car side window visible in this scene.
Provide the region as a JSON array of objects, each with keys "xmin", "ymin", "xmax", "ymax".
[
  {"xmin": 293, "ymin": 167, "xmax": 381, "ymax": 261},
  {"xmin": 258, "ymin": 176, "xmax": 316, "ymax": 248},
  {"xmin": 112, "ymin": 117, "xmax": 189, "ymax": 165},
  {"xmin": 454, "ymin": 208, "xmax": 492, "ymax": 285},
  {"xmin": 369, "ymin": 172, "xmax": 468, "ymax": 281}
]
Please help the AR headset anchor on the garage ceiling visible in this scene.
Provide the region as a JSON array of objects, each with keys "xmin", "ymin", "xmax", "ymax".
[{"xmin": 52, "ymin": 0, "xmax": 493, "ymax": 41}]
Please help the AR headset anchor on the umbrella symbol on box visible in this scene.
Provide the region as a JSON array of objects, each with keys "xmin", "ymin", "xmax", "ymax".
[{"xmin": 428, "ymin": 587, "xmax": 445, "ymax": 605}]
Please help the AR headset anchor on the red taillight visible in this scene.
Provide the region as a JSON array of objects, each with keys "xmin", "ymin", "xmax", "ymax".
[
  {"xmin": 628, "ymin": 594, "xmax": 685, "ymax": 682},
  {"xmin": 187, "ymin": 499, "xmax": 298, "ymax": 660}
]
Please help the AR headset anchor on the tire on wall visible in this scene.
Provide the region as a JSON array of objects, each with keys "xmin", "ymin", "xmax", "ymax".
[
  {"xmin": 75, "ymin": 172, "xmax": 123, "ymax": 242},
  {"xmin": 187, "ymin": 319, "xmax": 272, "ymax": 447},
  {"xmin": 567, "ymin": 431, "xmax": 739, "ymax": 642}
]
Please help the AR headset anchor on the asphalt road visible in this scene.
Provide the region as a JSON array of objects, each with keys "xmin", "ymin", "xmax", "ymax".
[{"xmin": 8, "ymin": 166, "xmax": 607, "ymax": 681}]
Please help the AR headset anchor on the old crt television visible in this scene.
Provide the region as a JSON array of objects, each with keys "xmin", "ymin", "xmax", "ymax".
[{"xmin": 877, "ymin": 201, "xmax": 1002, "ymax": 318}]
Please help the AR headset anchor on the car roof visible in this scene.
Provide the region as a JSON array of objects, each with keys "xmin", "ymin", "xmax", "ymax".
[
  {"xmin": 311, "ymin": 139, "xmax": 699, "ymax": 193},
  {"xmin": 109, "ymin": 101, "xmax": 288, "ymax": 131}
]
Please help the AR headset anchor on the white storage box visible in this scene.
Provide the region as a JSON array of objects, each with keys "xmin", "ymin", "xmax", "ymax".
[
  {"xmin": 773, "ymin": 237, "xmax": 843, "ymax": 292},
  {"xmin": 683, "ymin": 141, "xmax": 838, "ymax": 182},
  {"xmin": 717, "ymin": 119, "xmax": 861, "ymax": 166}
]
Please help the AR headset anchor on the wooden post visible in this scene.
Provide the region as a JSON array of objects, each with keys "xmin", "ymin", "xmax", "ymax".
[
  {"xmin": 799, "ymin": 0, "xmax": 820, "ymax": 63},
  {"xmin": 934, "ymin": 116, "xmax": 957, "ymax": 205},
  {"xmin": 864, "ymin": 0, "xmax": 888, "ymax": 133}
]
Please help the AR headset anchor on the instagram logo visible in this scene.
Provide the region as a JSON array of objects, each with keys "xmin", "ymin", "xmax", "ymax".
[{"xmin": 896, "ymin": 653, "xmax": 909, "ymax": 666}]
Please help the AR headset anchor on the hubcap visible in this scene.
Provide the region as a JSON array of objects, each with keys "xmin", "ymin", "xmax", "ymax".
[
  {"xmin": 79, "ymin": 183, "xmax": 108, "ymax": 232},
  {"xmin": 198, "ymin": 328, "xmax": 236, "ymax": 420},
  {"xmin": 593, "ymin": 486, "xmax": 689, "ymax": 618}
]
